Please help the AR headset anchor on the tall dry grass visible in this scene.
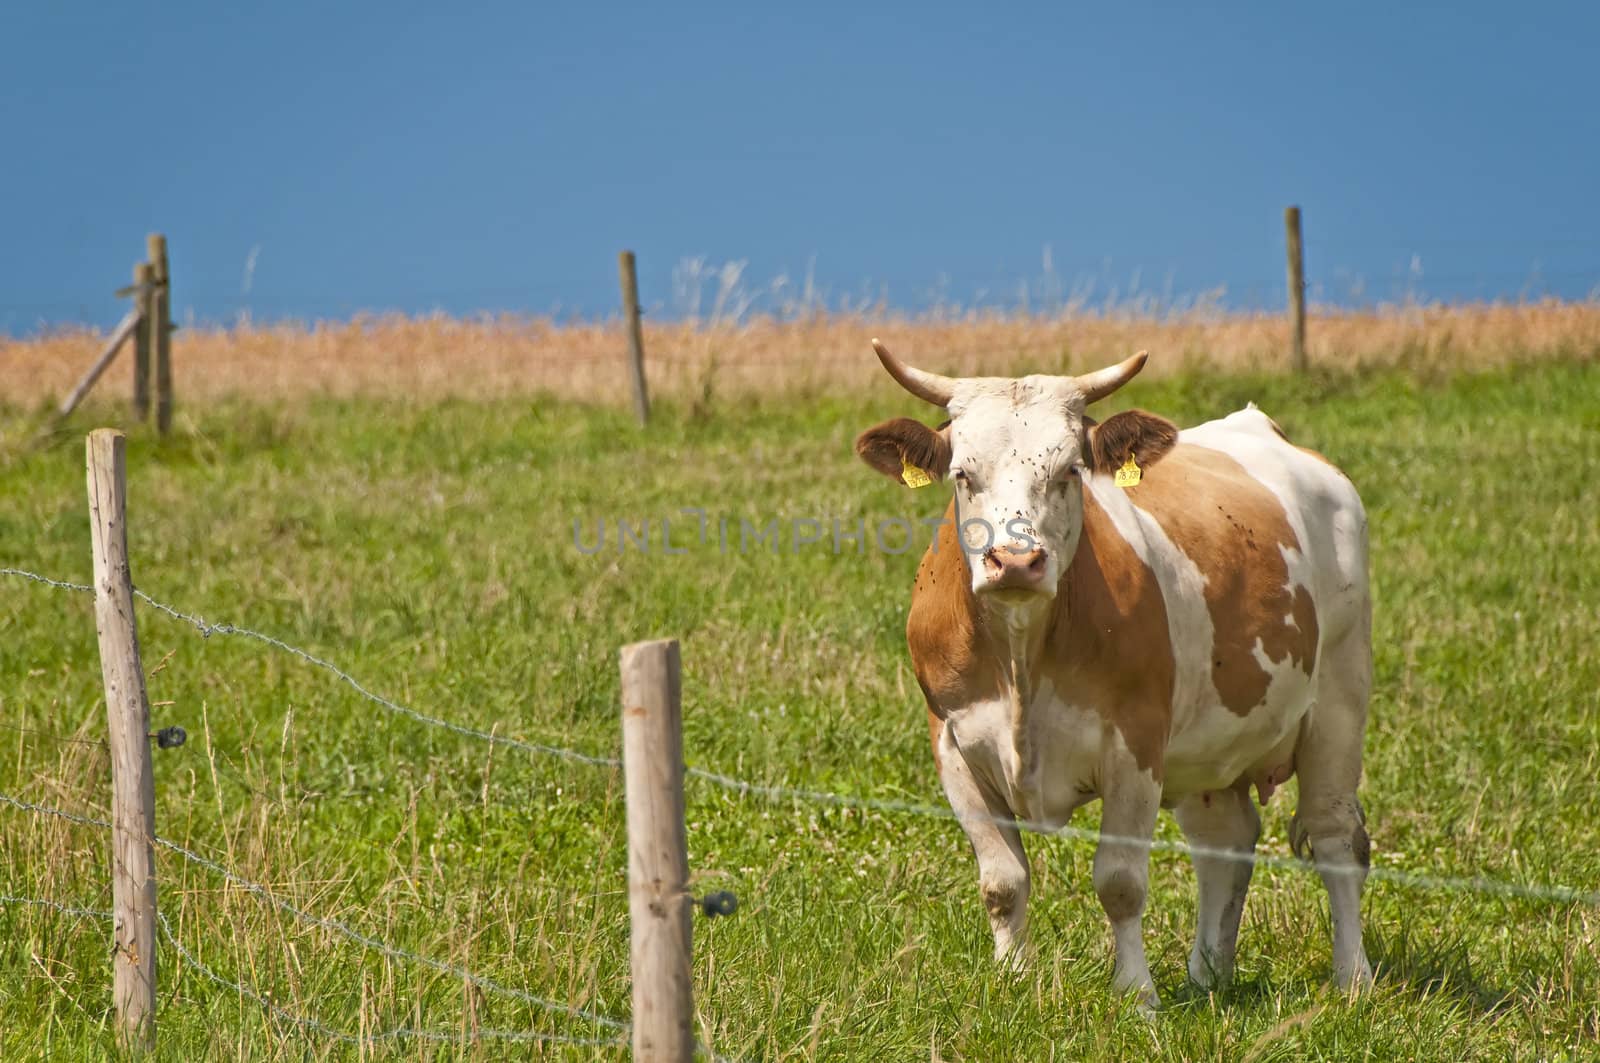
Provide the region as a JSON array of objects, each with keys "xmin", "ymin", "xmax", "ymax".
[{"xmin": 4, "ymin": 301, "xmax": 1598, "ymax": 408}]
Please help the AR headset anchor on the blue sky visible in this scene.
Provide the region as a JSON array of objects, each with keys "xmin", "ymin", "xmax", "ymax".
[{"xmin": 4, "ymin": 2, "xmax": 1597, "ymax": 332}]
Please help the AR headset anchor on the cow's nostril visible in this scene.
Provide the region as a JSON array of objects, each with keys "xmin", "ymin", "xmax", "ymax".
[{"xmin": 981, "ymin": 547, "xmax": 1048, "ymax": 588}]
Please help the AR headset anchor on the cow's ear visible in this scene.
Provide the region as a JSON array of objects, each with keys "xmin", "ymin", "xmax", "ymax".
[
  {"xmin": 855, "ymin": 418, "xmax": 953, "ymax": 483},
  {"xmin": 1087, "ymin": 409, "xmax": 1179, "ymax": 475}
]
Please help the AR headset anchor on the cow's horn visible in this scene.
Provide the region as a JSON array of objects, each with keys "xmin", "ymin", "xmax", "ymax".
[
  {"xmin": 1074, "ymin": 350, "xmax": 1149, "ymax": 404},
  {"xmin": 872, "ymin": 339, "xmax": 955, "ymax": 408}
]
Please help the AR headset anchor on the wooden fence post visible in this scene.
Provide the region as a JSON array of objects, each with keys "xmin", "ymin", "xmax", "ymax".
[
  {"xmin": 87, "ymin": 429, "xmax": 159, "ymax": 1049},
  {"xmin": 1285, "ymin": 205, "xmax": 1307, "ymax": 373},
  {"xmin": 620, "ymin": 638, "xmax": 691, "ymax": 1062},
  {"xmin": 148, "ymin": 234, "xmax": 173, "ymax": 434},
  {"xmin": 618, "ymin": 251, "xmax": 651, "ymax": 426},
  {"xmin": 132, "ymin": 263, "xmax": 155, "ymax": 420}
]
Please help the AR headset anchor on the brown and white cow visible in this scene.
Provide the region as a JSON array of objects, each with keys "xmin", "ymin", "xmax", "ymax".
[{"xmin": 855, "ymin": 341, "xmax": 1372, "ymax": 1007}]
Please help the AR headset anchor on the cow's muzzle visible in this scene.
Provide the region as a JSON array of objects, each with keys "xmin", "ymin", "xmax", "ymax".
[{"xmin": 980, "ymin": 546, "xmax": 1050, "ymax": 594}]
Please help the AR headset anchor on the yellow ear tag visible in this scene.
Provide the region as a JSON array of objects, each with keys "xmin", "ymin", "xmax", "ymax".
[
  {"xmin": 900, "ymin": 459, "xmax": 933, "ymax": 489},
  {"xmin": 1114, "ymin": 454, "xmax": 1142, "ymax": 488}
]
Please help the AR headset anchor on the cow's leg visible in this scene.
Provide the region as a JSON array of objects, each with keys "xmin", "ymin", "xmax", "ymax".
[
  {"xmin": 1094, "ymin": 755, "xmax": 1163, "ymax": 1008},
  {"xmin": 1291, "ymin": 628, "xmax": 1374, "ymax": 991},
  {"xmin": 1174, "ymin": 785, "xmax": 1260, "ymax": 988},
  {"xmin": 938, "ymin": 737, "xmax": 1029, "ymax": 967}
]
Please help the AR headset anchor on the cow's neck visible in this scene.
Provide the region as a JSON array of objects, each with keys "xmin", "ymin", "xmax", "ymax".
[
  {"xmin": 979, "ymin": 600, "xmax": 1050, "ymax": 689},
  {"xmin": 976, "ymin": 596, "xmax": 1053, "ymax": 815}
]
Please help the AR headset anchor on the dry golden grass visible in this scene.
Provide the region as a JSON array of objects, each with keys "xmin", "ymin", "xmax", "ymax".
[{"xmin": 5, "ymin": 300, "xmax": 1599, "ymax": 407}]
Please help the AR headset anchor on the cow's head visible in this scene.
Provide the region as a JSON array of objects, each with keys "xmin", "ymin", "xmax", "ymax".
[{"xmin": 855, "ymin": 341, "xmax": 1177, "ymax": 602}]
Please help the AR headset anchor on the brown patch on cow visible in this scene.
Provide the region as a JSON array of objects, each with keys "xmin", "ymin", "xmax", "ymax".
[
  {"xmin": 913, "ymin": 667, "xmax": 946, "ymax": 775},
  {"xmin": 1044, "ymin": 492, "xmax": 1176, "ymax": 778},
  {"xmin": 906, "ymin": 501, "xmax": 996, "ymax": 709},
  {"xmin": 855, "ymin": 418, "xmax": 952, "ymax": 482},
  {"xmin": 1086, "ymin": 409, "xmax": 1180, "ymax": 476},
  {"xmin": 1130, "ymin": 445, "xmax": 1320, "ymax": 715},
  {"xmin": 1291, "ymin": 586, "xmax": 1318, "ymax": 667}
]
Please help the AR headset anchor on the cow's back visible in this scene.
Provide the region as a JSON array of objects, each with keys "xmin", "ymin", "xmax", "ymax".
[{"xmin": 1083, "ymin": 406, "xmax": 1369, "ymax": 798}]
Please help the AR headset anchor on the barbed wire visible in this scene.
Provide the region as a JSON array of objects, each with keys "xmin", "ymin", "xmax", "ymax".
[
  {"xmin": 151, "ymin": 833, "xmax": 629, "ymax": 1031},
  {"xmin": 0, "ymin": 566, "xmax": 619, "ymax": 769},
  {"xmin": 683, "ymin": 767, "xmax": 1600, "ymax": 906},
  {"xmin": 134, "ymin": 592, "xmax": 621, "ymax": 765},
  {"xmin": 0, "ymin": 568, "xmax": 93, "ymax": 593},
  {"xmin": 0, "ymin": 790, "xmax": 628, "ymax": 1032},
  {"xmin": 0, "ymin": 893, "xmax": 113, "ymax": 921},
  {"xmin": 0, "ymin": 790, "xmax": 114, "ymax": 831},
  {"xmin": 0, "ymin": 894, "xmax": 625, "ymax": 1049},
  {"xmin": 158, "ymin": 913, "xmax": 629, "ymax": 1049},
  {"xmin": 6, "ymin": 566, "xmax": 1597, "ymax": 909},
  {"xmin": 0, "ymin": 721, "xmax": 107, "ymax": 748}
]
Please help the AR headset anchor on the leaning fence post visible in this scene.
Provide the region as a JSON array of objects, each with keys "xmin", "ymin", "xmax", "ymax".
[
  {"xmin": 87, "ymin": 428, "xmax": 159, "ymax": 1049},
  {"xmin": 147, "ymin": 233, "xmax": 173, "ymax": 435},
  {"xmin": 56, "ymin": 309, "xmax": 144, "ymax": 423},
  {"xmin": 132, "ymin": 264, "xmax": 155, "ymax": 420},
  {"xmin": 1285, "ymin": 205, "xmax": 1307, "ymax": 373},
  {"xmin": 618, "ymin": 250, "xmax": 651, "ymax": 426},
  {"xmin": 620, "ymin": 638, "xmax": 691, "ymax": 1062}
]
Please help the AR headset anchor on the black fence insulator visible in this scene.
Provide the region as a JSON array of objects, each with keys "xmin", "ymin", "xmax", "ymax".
[{"xmin": 699, "ymin": 891, "xmax": 738, "ymax": 918}]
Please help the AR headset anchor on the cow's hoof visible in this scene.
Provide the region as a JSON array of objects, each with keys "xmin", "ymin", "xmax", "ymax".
[
  {"xmin": 1187, "ymin": 950, "xmax": 1233, "ymax": 991},
  {"xmin": 993, "ymin": 942, "xmax": 1028, "ymax": 975},
  {"xmin": 1113, "ymin": 975, "xmax": 1161, "ymax": 1016},
  {"xmin": 1333, "ymin": 957, "xmax": 1374, "ymax": 996}
]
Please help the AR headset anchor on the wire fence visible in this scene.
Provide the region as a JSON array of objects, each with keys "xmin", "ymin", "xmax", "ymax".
[
  {"xmin": 6, "ymin": 564, "xmax": 1594, "ymax": 907},
  {"xmin": 0, "ymin": 893, "xmax": 627, "ymax": 1050},
  {"xmin": 1, "ymin": 566, "xmax": 638, "ymax": 1052},
  {"xmin": 0, "ymin": 788, "xmax": 628, "ymax": 1028},
  {"xmin": 3, "ymin": 562, "xmax": 1598, "ymax": 1050},
  {"xmin": 156, "ymin": 914, "xmax": 631, "ymax": 1050}
]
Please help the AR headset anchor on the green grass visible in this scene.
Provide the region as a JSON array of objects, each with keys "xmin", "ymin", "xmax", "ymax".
[{"xmin": 2, "ymin": 360, "xmax": 1598, "ymax": 1060}]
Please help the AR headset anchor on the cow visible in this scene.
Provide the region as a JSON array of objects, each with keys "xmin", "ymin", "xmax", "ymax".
[{"xmin": 854, "ymin": 341, "xmax": 1372, "ymax": 1008}]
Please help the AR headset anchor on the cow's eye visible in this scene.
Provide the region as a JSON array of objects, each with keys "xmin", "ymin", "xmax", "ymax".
[{"xmin": 952, "ymin": 468, "xmax": 972, "ymax": 486}]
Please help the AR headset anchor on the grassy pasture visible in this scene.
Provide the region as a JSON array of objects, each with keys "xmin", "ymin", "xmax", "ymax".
[{"xmin": 1, "ymin": 357, "xmax": 1598, "ymax": 1060}]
